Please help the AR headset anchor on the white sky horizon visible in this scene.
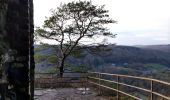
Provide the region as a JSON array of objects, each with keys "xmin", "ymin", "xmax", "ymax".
[{"xmin": 34, "ymin": 0, "xmax": 170, "ymax": 46}]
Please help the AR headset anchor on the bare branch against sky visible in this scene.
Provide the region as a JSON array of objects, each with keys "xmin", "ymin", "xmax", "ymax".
[{"xmin": 34, "ymin": 0, "xmax": 170, "ymax": 45}]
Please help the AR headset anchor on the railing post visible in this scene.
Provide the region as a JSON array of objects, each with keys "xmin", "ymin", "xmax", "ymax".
[
  {"xmin": 86, "ymin": 72, "xmax": 89, "ymax": 91},
  {"xmin": 50, "ymin": 74, "xmax": 53, "ymax": 88},
  {"xmin": 84, "ymin": 72, "xmax": 88, "ymax": 95},
  {"xmin": 116, "ymin": 75, "xmax": 120, "ymax": 100},
  {"xmin": 150, "ymin": 80, "xmax": 153, "ymax": 100},
  {"xmin": 98, "ymin": 73, "xmax": 101, "ymax": 95},
  {"xmin": 85, "ymin": 72, "xmax": 87, "ymax": 91}
]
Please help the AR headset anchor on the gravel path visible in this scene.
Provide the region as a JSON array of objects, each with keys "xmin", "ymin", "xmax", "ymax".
[{"xmin": 34, "ymin": 88, "xmax": 107, "ymax": 100}]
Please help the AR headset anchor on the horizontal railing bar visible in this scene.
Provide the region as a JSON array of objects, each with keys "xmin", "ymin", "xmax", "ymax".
[
  {"xmin": 89, "ymin": 76, "xmax": 117, "ymax": 84},
  {"xmin": 36, "ymin": 81, "xmax": 86, "ymax": 84},
  {"xmin": 119, "ymin": 82, "xmax": 151, "ymax": 93},
  {"xmin": 88, "ymin": 72, "xmax": 170, "ymax": 86},
  {"xmin": 88, "ymin": 71, "xmax": 154, "ymax": 80},
  {"xmin": 35, "ymin": 72, "xmax": 87, "ymax": 74},
  {"xmin": 152, "ymin": 92, "xmax": 170, "ymax": 100},
  {"xmin": 35, "ymin": 77, "xmax": 87, "ymax": 79},
  {"xmin": 89, "ymin": 81, "xmax": 142, "ymax": 100},
  {"xmin": 89, "ymin": 77, "xmax": 151, "ymax": 92},
  {"xmin": 35, "ymin": 73, "xmax": 55, "ymax": 74},
  {"xmin": 88, "ymin": 71, "xmax": 115, "ymax": 76},
  {"xmin": 151, "ymin": 79, "xmax": 170, "ymax": 86}
]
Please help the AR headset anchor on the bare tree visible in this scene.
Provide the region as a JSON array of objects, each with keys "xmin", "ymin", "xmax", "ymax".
[{"xmin": 35, "ymin": 1, "xmax": 116, "ymax": 77}]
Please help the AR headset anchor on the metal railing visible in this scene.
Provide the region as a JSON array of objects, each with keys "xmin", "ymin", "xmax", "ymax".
[
  {"xmin": 88, "ymin": 71, "xmax": 170, "ymax": 100},
  {"xmin": 34, "ymin": 71, "xmax": 170, "ymax": 100}
]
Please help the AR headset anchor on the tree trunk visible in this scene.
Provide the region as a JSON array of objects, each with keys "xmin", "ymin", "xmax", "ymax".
[{"xmin": 59, "ymin": 59, "xmax": 65, "ymax": 77}]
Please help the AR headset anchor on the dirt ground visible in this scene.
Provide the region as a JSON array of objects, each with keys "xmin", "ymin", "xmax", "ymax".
[{"xmin": 34, "ymin": 88, "xmax": 107, "ymax": 100}]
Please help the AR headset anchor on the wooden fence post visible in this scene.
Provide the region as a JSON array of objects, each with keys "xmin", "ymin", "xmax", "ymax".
[
  {"xmin": 98, "ymin": 73, "xmax": 101, "ymax": 95},
  {"xmin": 85, "ymin": 72, "xmax": 88, "ymax": 91},
  {"xmin": 150, "ymin": 80, "xmax": 153, "ymax": 100},
  {"xmin": 117, "ymin": 75, "xmax": 120, "ymax": 100}
]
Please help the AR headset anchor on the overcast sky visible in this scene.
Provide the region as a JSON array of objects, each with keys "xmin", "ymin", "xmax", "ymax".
[{"xmin": 34, "ymin": 0, "xmax": 170, "ymax": 46}]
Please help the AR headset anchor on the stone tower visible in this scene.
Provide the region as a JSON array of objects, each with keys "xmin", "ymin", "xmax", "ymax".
[{"xmin": 0, "ymin": 0, "xmax": 34, "ymax": 99}]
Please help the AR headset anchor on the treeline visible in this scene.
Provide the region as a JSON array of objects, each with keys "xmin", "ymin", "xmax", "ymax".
[{"xmin": 66, "ymin": 45, "xmax": 170, "ymax": 67}]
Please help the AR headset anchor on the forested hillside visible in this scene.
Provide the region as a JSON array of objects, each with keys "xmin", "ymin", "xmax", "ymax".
[{"xmin": 35, "ymin": 45, "xmax": 170, "ymax": 71}]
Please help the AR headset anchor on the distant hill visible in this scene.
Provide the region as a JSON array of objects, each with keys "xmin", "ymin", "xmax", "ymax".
[{"xmin": 134, "ymin": 44, "xmax": 170, "ymax": 53}]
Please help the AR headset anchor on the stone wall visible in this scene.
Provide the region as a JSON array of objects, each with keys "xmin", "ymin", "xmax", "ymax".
[
  {"xmin": 0, "ymin": 0, "xmax": 8, "ymax": 78},
  {"xmin": 29, "ymin": 0, "xmax": 35, "ymax": 99},
  {"xmin": 0, "ymin": 0, "xmax": 8, "ymax": 54},
  {"xmin": 0, "ymin": 0, "xmax": 34, "ymax": 99}
]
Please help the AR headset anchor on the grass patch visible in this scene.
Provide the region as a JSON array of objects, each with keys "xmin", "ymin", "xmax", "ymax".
[{"xmin": 145, "ymin": 63, "xmax": 168, "ymax": 71}]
